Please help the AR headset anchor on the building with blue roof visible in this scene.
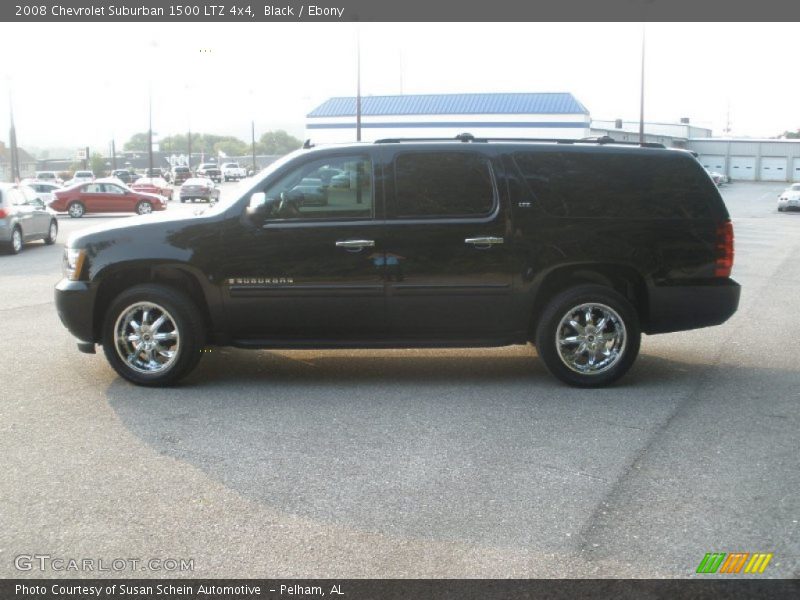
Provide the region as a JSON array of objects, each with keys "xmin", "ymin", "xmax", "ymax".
[{"xmin": 306, "ymin": 93, "xmax": 591, "ymax": 143}]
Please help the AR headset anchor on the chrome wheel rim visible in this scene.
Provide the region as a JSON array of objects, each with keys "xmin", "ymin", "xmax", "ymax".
[
  {"xmin": 555, "ymin": 302, "xmax": 626, "ymax": 375},
  {"xmin": 68, "ymin": 203, "xmax": 83, "ymax": 217},
  {"xmin": 12, "ymin": 229, "xmax": 22, "ymax": 252},
  {"xmin": 138, "ymin": 202, "xmax": 152, "ymax": 214},
  {"xmin": 114, "ymin": 301, "xmax": 181, "ymax": 374}
]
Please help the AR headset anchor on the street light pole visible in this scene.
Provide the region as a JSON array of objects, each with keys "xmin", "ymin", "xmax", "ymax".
[
  {"xmin": 8, "ymin": 89, "xmax": 20, "ymax": 182},
  {"xmin": 148, "ymin": 87, "xmax": 154, "ymax": 175},
  {"xmin": 251, "ymin": 120, "xmax": 257, "ymax": 173},
  {"xmin": 356, "ymin": 27, "xmax": 362, "ymax": 142},
  {"xmin": 638, "ymin": 24, "xmax": 646, "ymax": 145}
]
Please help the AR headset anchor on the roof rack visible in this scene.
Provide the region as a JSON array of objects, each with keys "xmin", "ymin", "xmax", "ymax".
[{"xmin": 374, "ymin": 133, "xmax": 665, "ymax": 149}]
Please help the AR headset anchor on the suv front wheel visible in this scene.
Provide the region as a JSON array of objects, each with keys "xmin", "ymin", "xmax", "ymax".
[
  {"xmin": 102, "ymin": 284, "xmax": 205, "ymax": 386},
  {"xmin": 535, "ymin": 284, "xmax": 641, "ymax": 387}
]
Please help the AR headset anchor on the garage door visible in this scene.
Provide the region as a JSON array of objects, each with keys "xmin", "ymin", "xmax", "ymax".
[
  {"xmin": 729, "ymin": 156, "xmax": 756, "ymax": 181},
  {"xmin": 699, "ymin": 155, "xmax": 726, "ymax": 173},
  {"xmin": 759, "ymin": 157, "xmax": 787, "ymax": 181},
  {"xmin": 792, "ymin": 158, "xmax": 800, "ymax": 181}
]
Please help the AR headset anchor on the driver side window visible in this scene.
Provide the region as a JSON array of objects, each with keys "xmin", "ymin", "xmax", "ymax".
[{"xmin": 260, "ymin": 155, "xmax": 374, "ymax": 220}]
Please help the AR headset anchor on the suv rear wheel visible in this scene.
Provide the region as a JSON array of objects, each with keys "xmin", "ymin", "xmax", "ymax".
[
  {"xmin": 535, "ymin": 284, "xmax": 641, "ymax": 387},
  {"xmin": 102, "ymin": 284, "xmax": 205, "ymax": 386}
]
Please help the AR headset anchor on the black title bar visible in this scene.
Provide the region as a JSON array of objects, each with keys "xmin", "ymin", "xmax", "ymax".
[
  {"xmin": 4, "ymin": 579, "xmax": 800, "ymax": 600},
  {"xmin": 3, "ymin": 0, "xmax": 800, "ymax": 22}
]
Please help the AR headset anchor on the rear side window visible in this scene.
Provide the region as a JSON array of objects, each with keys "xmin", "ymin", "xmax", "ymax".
[
  {"xmin": 513, "ymin": 151, "xmax": 715, "ymax": 219},
  {"xmin": 394, "ymin": 152, "xmax": 495, "ymax": 218}
]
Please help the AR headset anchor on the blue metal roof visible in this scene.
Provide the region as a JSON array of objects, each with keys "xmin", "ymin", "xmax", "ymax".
[{"xmin": 307, "ymin": 93, "xmax": 589, "ymax": 118}]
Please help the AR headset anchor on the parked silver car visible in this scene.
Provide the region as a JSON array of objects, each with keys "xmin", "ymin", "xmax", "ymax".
[{"xmin": 0, "ymin": 183, "xmax": 58, "ymax": 254}]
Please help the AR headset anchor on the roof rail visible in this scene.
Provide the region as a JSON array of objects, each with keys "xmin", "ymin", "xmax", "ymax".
[{"xmin": 374, "ymin": 133, "xmax": 665, "ymax": 149}]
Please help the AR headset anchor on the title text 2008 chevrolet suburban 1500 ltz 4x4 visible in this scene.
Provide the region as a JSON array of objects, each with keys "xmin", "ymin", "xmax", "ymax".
[{"xmin": 55, "ymin": 135, "xmax": 740, "ymax": 387}]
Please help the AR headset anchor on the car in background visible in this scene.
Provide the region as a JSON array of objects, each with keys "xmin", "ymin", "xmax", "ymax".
[
  {"xmin": 705, "ymin": 168, "xmax": 726, "ymax": 186},
  {"xmin": 0, "ymin": 183, "xmax": 58, "ymax": 254},
  {"xmin": 777, "ymin": 183, "xmax": 800, "ymax": 212},
  {"xmin": 195, "ymin": 163, "xmax": 222, "ymax": 183},
  {"xmin": 170, "ymin": 165, "xmax": 192, "ymax": 185},
  {"xmin": 50, "ymin": 180, "xmax": 166, "ymax": 217},
  {"xmin": 35, "ymin": 171, "xmax": 63, "ymax": 185},
  {"xmin": 180, "ymin": 177, "xmax": 220, "ymax": 203},
  {"xmin": 26, "ymin": 181, "xmax": 62, "ymax": 206},
  {"xmin": 222, "ymin": 162, "xmax": 247, "ymax": 181},
  {"xmin": 65, "ymin": 170, "xmax": 95, "ymax": 187},
  {"xmin": 110, "ymin": 169, "xmax": 139, "ymax": 185},
  {"xmin": 131, "ymin": 177, "xmax": 173, "ymax": 200}
]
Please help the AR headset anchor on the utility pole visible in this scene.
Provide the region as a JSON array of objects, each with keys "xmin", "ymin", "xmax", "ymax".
[
  {"xmin": 251, "ymin": 120, "xmax": 257, "ymax": 173},
  {"xmin": 638, "ymin": 24, "xmax": 646, "ymax": 145},
  {"xmin": 148, "ymin": 88, "xmax": 154, "ymax": 175},
  {"xmin": 8, "ymin": 90, "xmax": 20, "ymax": 182},
  {"xmin": 356, "ymin": 27, "xmax": 362, "ymax": 142},
  {"xmin": 111, "ymin": 138, "xmax": 117, "ymax": 170},
  {"xmin": 187, "ymin": 128, "xmax": 192, "ymax": 170}
]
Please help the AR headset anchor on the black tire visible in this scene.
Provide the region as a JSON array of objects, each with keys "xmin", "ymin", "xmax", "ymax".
[
  {"xmin": 136, "ymin": 201, "xmax": 153, "ymax": 215},
  {"xmin": 102, "ymin": 284, "xmax": 206, "ymax": 386},
  {"xmin": 4, "ymin": 226, "xmax": 23, "ymax": 254},
  {"xmin": 534, "ymin": 284, "xmax": 641, "ymax": 387},
  {"xmin": 67, "ymin": 201, "xmax": 85, "ymax": 218},
  {"xmin": 44, "ymin": 219, "xmax": 58, "ymax": 245}
]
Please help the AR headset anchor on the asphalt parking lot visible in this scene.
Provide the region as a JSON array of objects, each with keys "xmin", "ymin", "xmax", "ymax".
[{"xmin": 0, "ymin": 181, "xmax": 797, "ymax": 578}]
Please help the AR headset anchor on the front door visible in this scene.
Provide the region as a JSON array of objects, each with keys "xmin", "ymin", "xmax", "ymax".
[
  {"xmin": 382, "ymin": 149, "xmax": 517, "ymax": 340},
  {"xmin": 218, "ymin": 152, "xmax": 387, "ymax": 342}
]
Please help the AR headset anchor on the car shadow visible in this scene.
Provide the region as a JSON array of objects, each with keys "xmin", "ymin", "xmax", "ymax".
[{"xmin": 104, "ymin": 350, "xmax": 713, "ymax": 549}]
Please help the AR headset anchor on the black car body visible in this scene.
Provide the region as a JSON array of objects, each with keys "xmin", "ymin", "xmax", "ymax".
[
  {"xmin": 111, "ymin": 169, "xmax": 136, "ymax": 185},
  {"xmin": 55, "ymin": 137, "xmax": 740, "ymax": 387}
]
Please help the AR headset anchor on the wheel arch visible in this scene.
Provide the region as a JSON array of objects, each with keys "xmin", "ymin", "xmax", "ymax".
[
  {"xmin": 92, "ymin": 262, "xmax": 218, "ymax": 344},
  {"xmin": 527, "ymin": 263, "xmax": 649, "ymax": 338}
]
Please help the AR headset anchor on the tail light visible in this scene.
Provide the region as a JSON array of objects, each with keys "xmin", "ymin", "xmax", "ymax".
[
  {"xmin": 0, "ymin": 208, "xmax": 8, "ymax": 218},
  {"xmin": 714, "ymin": 220, "xmax": 734, "ymax": 278}
]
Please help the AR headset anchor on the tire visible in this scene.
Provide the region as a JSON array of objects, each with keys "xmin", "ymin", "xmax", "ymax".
[
  {"xmin": 534, "ymin": 284, "xmax": 641, "ymax": 387},
  {"xmin": 102, "ymin": 284, "xmax": 206, "ymax": 386},
  {"xmin": 45, "ymin": 219, "xmax": 58, "ymax": 245},
  {"xmin": 136, "ymin": 201, "xmax": 153, "ymax": 215},
  {"xmin": 180, "ymin": 198, "xmax": 185, "ymax": 203},
  {"xmin": 4, "ymin": 226, "xmax": 23, "ymax": 254},
  {"xmin": 67, "ymin": 202, "xmax": 85, "ymax": 218}
]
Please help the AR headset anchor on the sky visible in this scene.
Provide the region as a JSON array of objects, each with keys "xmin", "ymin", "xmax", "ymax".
[{"xmin": 0, "ymin": 22, "xmax": 796, "ymax": 155}]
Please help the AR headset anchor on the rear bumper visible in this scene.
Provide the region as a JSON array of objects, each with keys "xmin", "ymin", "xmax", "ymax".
[
  {"xmin": 55, "ymin": 279, "xmax": 96, "ymax": 343},
  {"xmin": 645, "ymin": 279, "xmax": 741, "ymax": 334}
]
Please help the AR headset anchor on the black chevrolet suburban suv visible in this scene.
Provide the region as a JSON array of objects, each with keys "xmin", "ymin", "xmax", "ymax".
[{"xmin": 55, "ymin": 136, "xmax": 740, "ymax": 387}]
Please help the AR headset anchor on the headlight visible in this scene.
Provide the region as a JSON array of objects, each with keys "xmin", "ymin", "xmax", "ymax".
[{"xmin": 63, "ymin": 248, "xmax": 87, "ymax": 281}]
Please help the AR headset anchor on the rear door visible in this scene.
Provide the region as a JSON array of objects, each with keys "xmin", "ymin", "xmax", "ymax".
[{"xmin": 382, "ymin": 147, "xmax": 517, "ymax": 340}]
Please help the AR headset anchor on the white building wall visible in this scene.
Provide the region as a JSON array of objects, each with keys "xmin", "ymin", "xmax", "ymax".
[{"xmin": 307, "ymin": 113, "xmax": 591, "ymax": 144}]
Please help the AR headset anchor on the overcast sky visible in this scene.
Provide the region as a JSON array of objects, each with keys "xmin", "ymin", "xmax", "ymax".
[{"xmin": 0, "ymin": 22, "xmax": 795, "ymax": 154}]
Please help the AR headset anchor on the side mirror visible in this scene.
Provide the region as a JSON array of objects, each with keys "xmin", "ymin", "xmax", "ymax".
[{"xmin": 246, "ymin": 192, "xmax": 268, "ymax": 217}]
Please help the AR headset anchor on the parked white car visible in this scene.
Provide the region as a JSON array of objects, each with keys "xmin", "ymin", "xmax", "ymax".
[
  {"xmin": 221, "ymin": 162, "xmax": 247, "ymax": 182},
  {"xmin": 25, "ymin": 182, "xmax": 62, "ymax": 206},
  {"xmin": 65, "ymin": 170, "xmax": 95, "ymax": 187},
  {"xmin": 778, "ymin": 183, "xmax": 800, "ymax": 212}
]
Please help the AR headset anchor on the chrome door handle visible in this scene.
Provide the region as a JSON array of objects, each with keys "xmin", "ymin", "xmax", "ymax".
[
  {"xmin": 465, "ymin": 236, "xmax": 504, "ymax": 246},
  {"xmin": 336, "ymin": 239, "xmax": 375, "ymax": 250}
]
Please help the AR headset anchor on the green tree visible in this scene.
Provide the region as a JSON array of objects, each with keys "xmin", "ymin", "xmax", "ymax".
[
  {"xmin": 780, "ymin": 129, "xmax": 800, "ymax": 139},
  {"xmin": 214, "ymin": 137, "xmax": 249, "ymax": 156},
  {"xmin": 258, "ymin": 130, "xmax": 302, "ymax": 155},
  {"xmin": 123, "ymin": 132, "xmax": 151, "ymax": 151},
  {"xmin": 89, "ymin": 152, "xmax": 108, "ymax": 177}
]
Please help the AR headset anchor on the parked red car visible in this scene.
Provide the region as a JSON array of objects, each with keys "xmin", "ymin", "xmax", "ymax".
[
  {"xmin": 130, "ymin": 177, "xmax": 173, "ymax": 200},
  {"xmin": 50, "ymin": 180, "xmax": 167, "ymax": 218}
]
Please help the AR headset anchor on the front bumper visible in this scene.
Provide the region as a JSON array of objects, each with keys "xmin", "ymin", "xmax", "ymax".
[
  {"xmin": 645, "ymin": 279, "xmax": 741, "ymax": 334},
  {"xmin": 55, "ymin": 279, "xmax": 96, "ymax": 343}
]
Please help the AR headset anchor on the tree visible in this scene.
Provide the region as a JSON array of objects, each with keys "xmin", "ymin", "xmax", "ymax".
[
  {"xmin": 90, "ymin": 152, "xmax": 108, "ymax": 176},
  {"xmin": 123, "ymin": 132, "xmax": 151, "ymax": 152},
  {"xmin": 258, "ymin": 130, "xmax": 302, "ymax": 155},
  {"xmin": 779, "ymin": 129, "xmax": 800, "ymax": 139},
  {"xmin": 214, "ymin": 138, "xmax": 248, "ymax": 157}
]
